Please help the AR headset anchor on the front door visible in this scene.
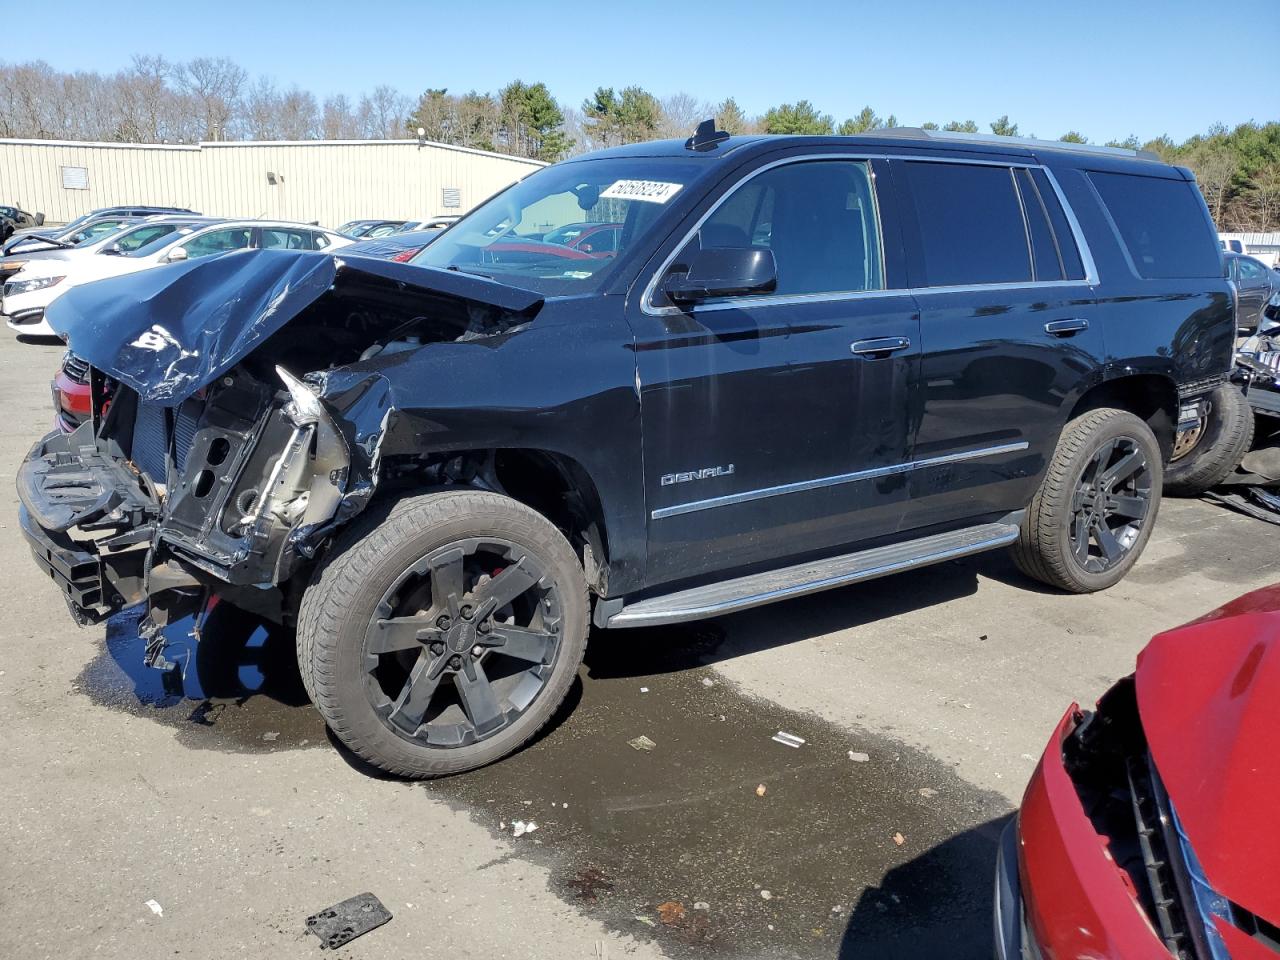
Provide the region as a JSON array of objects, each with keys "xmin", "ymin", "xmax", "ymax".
[
  {"xmin": 630, "ymin": 156, "xmax": 921, "ymax": 587},
  {"xmin": 890, "ymin": 158, "xmax": 1105, "ymax": 531}
]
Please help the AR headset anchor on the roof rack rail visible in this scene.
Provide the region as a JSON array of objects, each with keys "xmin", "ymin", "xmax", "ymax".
[{"xmin": 871, "ymin": 127, "xmax": 1161, "ymax": 162}]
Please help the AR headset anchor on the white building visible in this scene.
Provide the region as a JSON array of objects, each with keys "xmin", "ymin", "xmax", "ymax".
[
  {"xmin": 0, "ymin": 137, "xmax": 545, "ymax": 228},
  {"xmin": 1220, "ymin": 232, "xmax": 1280, "ymax": 268}
]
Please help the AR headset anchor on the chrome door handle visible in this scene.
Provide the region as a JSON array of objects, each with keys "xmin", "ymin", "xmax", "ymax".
[
  {"xmin": 851, "ymin": 336, "xmax": 911, "ymax": 357},
  {"xmin": 1044, "ymin": 318, "xmax": 1089, "ymax": 336}
]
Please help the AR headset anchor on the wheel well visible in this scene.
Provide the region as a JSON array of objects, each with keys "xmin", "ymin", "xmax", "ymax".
[
  {"xmin": 378, "ymin": 448, "xmax": 612, "ymax": 594},
  {"xmin": 1068, "ymin": 375, "xmax": 1178, "ymax": 459}
]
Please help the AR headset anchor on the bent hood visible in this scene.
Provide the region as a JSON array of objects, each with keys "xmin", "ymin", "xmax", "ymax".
[
  {"xmin": 44, "ymin": 249, "xmax": 544, "ymax": 406},
  {"xmin": 1137, "ymin": 585, "xmax": 1280, "ymax": 923}
]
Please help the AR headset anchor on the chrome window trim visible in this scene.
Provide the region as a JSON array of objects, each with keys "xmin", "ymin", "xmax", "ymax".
[
  {"xmin": 650, "ymin": 440, "xmax": 1030, "ymax": 520},
  {"xmin": 640, "ymin": 153, "xmax": 1099, "ymax": 318}
]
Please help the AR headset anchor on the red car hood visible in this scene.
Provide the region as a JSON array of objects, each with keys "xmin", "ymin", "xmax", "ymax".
[{"xmin": 1136, "ymin": 585, "xmax": 1280, "ymax": 923}]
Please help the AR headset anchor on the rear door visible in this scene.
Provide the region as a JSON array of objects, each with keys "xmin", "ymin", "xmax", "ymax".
[
  {"xmin": 631, "ymin": 155, "xmax": 921, "ymax": 586},
  {"xmin": 1235, "ymin": 256, "xmax": 1271, "ymax": 330},
  {"xmin": 891, "ymin": 157, "xmax": 1104, "ymax": 531}
]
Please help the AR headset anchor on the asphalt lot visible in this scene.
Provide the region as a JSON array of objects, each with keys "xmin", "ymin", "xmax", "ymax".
[{"xmin": 2, "ymin": 331, "xmax": 1277, "ymax": 960}]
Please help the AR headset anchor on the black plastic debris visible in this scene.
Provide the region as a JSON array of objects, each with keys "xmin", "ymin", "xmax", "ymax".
[{"xmin": 305, "ymin": 892, "xmax": 392, "ymax": 950}]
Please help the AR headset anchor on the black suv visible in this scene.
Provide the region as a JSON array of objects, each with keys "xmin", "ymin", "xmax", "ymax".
[{"xmin": 18, "ymin": 126, "xmax": 1237, "ymax": 777}]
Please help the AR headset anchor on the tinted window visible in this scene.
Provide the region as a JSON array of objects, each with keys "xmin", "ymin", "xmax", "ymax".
[
  {"xmin": 902, "ymin": 161, "xmax": 1030, "ymax": 286},
  {"xmin": 1089, "ymin": 171, "xmax": 1221, "ymax": 279},
  {"xmin": 114, "ymin": 224, "xmax": 178, "ymax": 252},
  {"xmin": 1014, "ymin": 169, "xmax": 1062, "ymax": 281},
  {"xmin": 1029, "ymin": 169, "xmax": 1085, "ymax": 280},
  {"xmin": 674, "ymin": 159, "xmax": 883, "ymax": 297}
]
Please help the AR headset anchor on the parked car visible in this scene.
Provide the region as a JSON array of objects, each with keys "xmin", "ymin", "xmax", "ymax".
[
  {"xmin": 394, "ymin": 216, "xmax": 460, "ymax": 233},
  {"xmin": 337, "ymin": 219, "xmax": 408, "ymax": 238},
  {"xmin": 997, "ymin": 584, "xmax": 1280, "ymax": 960},
  {"xmin": 341, "ymin": 229, "xmax": 442, "ymax": 262},
  {"xmin": 4, "ymin": 205, "xmax": 196, "ymax": 251},
  {"xmin": 17, "ymin": 126, "xmax": 1235, "ymax": 777},
  {"xmin": 1226, "ymin": 252, "xmax": 1279, "ymax": 332},
  {"xmin": 4, "ymin": 220, "xmax": 347, "ymax": 337},
  {"xmin": 2, "ymin": 215, "xmax": 146, "ymax": 257},
  {"xmin": 0, "ymin": 204, "xmax": 43, "ymax": 231}
]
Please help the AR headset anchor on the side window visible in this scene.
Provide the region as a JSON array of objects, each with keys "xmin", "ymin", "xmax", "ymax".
[
  {"xmin": 261, "ymin": 229, "xmax": 311, "ymax": 250},
  {"xmin": 181, "ymin": 227, "xmax": 252, "ymax": 260},
  {"xmin": 1239, "ymin": 258, "xmax": 1266, "ymax": 281},
  {"xmin": 671, "ymin": 159, "xmax": 883, "ymax": 298},
  {"xmin": 901, "ymin": 161, "xmax": 1031, "ymax": 286},
  {"xmin": 1028, "ymin": 169, "xmax": 1086, "ymax": 280},
  {"xmin": 1015, "ymin": 169, "xmax": 1063, "ymax": 282},
  {"xmin": 1088, "ymin": 171, "xmax": 1221, "ymax": 279},
  {"xmin": 312, "ymin": 232, "xmax": 330, "ymax": 250}
]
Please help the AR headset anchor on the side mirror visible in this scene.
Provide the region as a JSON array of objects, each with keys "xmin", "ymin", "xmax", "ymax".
[
  {"xmin": 102, "ymin": 242, "xmax": 122, "ymax": 255},
  {"xmin": 35, "ymin": 212, "xmax": 45, "ymax": 226},
  {"xmin": 165, "ymin": 246, "xmax": 189, "ymax": 263},
  {"xmin": 664, "ymin": 247, "xmax": 777, "ymax": 304}
]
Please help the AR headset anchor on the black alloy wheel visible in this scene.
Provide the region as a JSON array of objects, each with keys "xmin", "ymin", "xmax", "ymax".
[
  {"xmin": 363, "ymin": 538, "xmax": 563, "ymax": 748},
  {"xmin": 1068, "ymin": 436, "xmax": 1153, "ymax": 574}
]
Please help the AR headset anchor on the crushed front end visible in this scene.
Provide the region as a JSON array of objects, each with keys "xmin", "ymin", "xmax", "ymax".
[{"xmin": 16, "ymin": 248, "xmax": 542, "ymax": 670}]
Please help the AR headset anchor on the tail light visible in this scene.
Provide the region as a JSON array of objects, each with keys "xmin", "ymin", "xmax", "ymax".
[{"xmin": 391, "ymin": 246, "xmax": 426, "ymax": 263}]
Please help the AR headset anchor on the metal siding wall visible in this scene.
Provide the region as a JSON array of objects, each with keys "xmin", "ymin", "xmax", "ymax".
[{"xmin": 0, "ymin": 139, "xmax": 542, "ymax": 226}]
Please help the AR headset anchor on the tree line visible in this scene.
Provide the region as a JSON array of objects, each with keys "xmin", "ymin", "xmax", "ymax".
[{"xmin": 1, "ymin": 57, "xmax": 1277, "ymax": 231}]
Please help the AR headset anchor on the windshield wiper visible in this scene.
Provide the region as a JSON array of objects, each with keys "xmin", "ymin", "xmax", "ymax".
[{"xmin": 445, "ymin": 265, "xmax": 494, "ymax": 279}]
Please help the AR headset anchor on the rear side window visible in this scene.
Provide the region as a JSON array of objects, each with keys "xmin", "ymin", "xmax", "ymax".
[
  {"xmin": 901, "ymin": 162, "xmax": 1031, "ymax": 286},
  {"xmin": 1088, "ymin": 172, "xmax": 1221, "ymax": 279}
]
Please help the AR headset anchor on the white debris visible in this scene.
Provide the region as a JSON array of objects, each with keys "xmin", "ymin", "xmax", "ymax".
[
  {"xmin": 847, "ymin": 751, "xmax": 870, "ymax": 763},
  {"xmin": 512, "ymin": 820, "xmax": 538, "ymax": 838},
  {"xmin": 760, "ymin": 890, "xmax": 773, "ymax": 900},
  {"xmin": 635, "ymin": 916, "xmax": 656, "ymax": 927},
  {"xmin": 918, "ymin": 787, "xmax": 938, "ymax": 798},
  {"xmin": 144, "ymin": 899, "xmax": 163, "ymax": 917},
  {"xmin": 701, "ymin": 677, "xmax": 715, "ymax": 687},
  {"xmin": 261, "ymin": 732, "xmax": 279, "ymax": 742},
  {"xmin": 640, "ymin": 686, "xmax": 649, "ymax": 693},
  {"xmin": 693, "ymin": 901, "xmax": 710, "ymax": 911},
  {"xmin": 772, "ymin": 731, "xmax": 805, "ymax": 748},
  {"xmin": 628, "ymin": 735, "xmax": 656, "ymax": 752}
]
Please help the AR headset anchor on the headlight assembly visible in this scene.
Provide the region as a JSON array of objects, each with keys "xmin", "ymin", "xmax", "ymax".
[{"xmin": 6, "ymin": 274, "xmax": 64, "ymax": 294}]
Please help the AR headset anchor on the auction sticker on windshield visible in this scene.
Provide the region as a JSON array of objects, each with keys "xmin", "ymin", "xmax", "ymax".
[{"xmin": 600, "ymin": 180, "xmax": 683, "ymax": 204}]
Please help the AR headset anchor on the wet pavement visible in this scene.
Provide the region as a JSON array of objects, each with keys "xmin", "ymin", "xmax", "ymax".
[{"xmin": 77, "ymin": 609, "xmax": 1009, "ymax": 959}]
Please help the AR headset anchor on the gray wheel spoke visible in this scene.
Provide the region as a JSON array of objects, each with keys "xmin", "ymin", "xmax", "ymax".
[
  {"xmin": 487, "ymin": 623, "xmax": 554, "ymax": 664},
  {"xmin": 1108, "ymin": 495, "xmax": 1148, "ymax": 520},
  {"xmin": 472, "ymin": 558, "xmax": 540, "ymax": 614},
  {"xmin": 388, "ymin": 653, "xmax": 447, "ymax": 732},
  {"xmin": 1102, "ymin": 449, "xmax": 1144, "ymax": 486},
  {"xmin": 430, "ymin": 548, "xmax": 466, "ymax": 613},
  {"xmin": 1093, "ymin": 518, "xmax": 1124, "ymax": 562},
  {"xmin": 455, "ymin": 661, "xmax": 505, "ymax": 734},
  {"xmin": 1072, "ymin": 513, "xmax": 1090, "ymax": 564},
  {"xmin": 369, "ymin": 616, "xmax": 438, "ymax": 654}
]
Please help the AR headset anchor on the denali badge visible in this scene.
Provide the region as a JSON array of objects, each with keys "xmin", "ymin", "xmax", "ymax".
[{"xmin": 661, "ymin": 464, "xmax": 735, "ymax": 486}]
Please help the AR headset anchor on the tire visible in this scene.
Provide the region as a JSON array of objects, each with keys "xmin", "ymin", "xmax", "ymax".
[
  {"xmin": 1013, "ymin": 408, "xmax": 1162, "ymax": 593},
  {"xmin": 297, "ymin": 489, "xmax": 589, "ymax": 778},
  {"xmin": 1162, "ymin": 384, "xmax": 1254, "ymax": 497}
]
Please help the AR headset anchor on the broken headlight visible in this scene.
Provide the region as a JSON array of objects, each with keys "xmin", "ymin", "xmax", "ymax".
[{"xmin": 1168, "ymin": 804, "xmax": 1232, "ymax": 960}]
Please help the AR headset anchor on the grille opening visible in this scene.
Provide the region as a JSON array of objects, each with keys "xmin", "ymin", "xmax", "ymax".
[
  {"xmin": 206, "ymin": 437, "xmax": 230, "ymax": 466},
  {"xmin": 192, "ymin": 470, "xmax": 215, "ymax": 498}
]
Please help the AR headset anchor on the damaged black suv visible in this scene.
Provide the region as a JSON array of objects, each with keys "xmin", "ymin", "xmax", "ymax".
[{"xmin": 19, "ymin": 125, "xmax": 1237, "ymax": 776}]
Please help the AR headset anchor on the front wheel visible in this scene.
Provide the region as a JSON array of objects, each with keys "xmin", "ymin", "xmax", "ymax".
[
  {"xmin": 1013, "ymin": 408, "xmax": 1162, "ymax": 593},
  {"xmin": 298, "ymin": 490, "xmax": 589, "ymax": 778}
]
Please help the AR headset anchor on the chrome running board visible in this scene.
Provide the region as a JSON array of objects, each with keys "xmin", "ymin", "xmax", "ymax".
[{"xmin": 605, "ymin": 521, "xmax": 1021, "ymax": 628}]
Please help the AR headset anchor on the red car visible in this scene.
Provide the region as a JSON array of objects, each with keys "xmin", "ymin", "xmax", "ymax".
[
  {"xmin": 998, "ymin": 586, "xmax": 1280, "ymax": 959},
  {"xmin": 53, "ymin": 352, "xmax": 91, "ymax": 432},
  {"xmin": 487, "ymin": 221, "xmax": 622, "ymax": 260}
]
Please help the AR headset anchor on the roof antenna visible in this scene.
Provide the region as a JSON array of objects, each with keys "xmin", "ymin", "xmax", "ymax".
[{"xmin": 685, "ymin": 118, "xmax": 731, "ymax": 152}]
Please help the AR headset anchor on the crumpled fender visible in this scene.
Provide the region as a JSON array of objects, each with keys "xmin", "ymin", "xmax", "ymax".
[{"xmin": 45, "ymin": 249, "xmax": 543, "ymax": 407}]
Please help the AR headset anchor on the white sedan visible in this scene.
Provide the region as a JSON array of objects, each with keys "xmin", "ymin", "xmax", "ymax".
[{"xmin": 4, "ymin": 220, "xmax": 350, "ymax": 337}]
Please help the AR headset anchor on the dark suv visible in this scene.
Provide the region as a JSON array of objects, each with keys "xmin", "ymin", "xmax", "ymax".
[{"xmin": 17, "ymin": 126, "xmax": 1235, "ymax": 777}]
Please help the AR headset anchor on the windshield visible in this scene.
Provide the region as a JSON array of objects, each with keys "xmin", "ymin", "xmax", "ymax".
[{"xmin": 412, "ymin": 157, "xmax": 705, "ymax": 295}]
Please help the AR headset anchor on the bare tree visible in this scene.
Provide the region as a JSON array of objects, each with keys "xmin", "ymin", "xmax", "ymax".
[
  {"xmin": 362, "ymin": 85, "xmax": 410, "ymax": 139},
  {"xmin": 1186, "ymin": 145, "xmax": 1237, "ymax": 226},
  {"xmin": 177, "ymin": 56, "xmax": 247, "ymax": 140},
  {"xmin": 657, "ymin": 92, "xmax": 711, "ymax": 139},
  {"xmin": 322, "ymin": 94, "xmax": 360, "ymax": 139}
]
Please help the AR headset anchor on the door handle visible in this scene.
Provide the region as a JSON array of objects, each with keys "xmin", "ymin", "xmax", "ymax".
[
  {"xmin": 1044, "ymin": 319, "xmax": 1089, "ymax": 337},
  {"xmin": 851, "ymin": 336, "xmax": 911, "ymax": 357}
]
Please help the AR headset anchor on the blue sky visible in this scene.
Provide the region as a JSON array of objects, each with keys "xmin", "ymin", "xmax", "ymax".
[{"xmin": 7, "ymin": 0, "xmax": 1276, "ymax": 143}]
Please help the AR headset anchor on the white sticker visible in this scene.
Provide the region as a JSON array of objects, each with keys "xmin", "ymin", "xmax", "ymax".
[{"xmin": 600, "ymin": 179, "xmax": 683, "ymax": 204}]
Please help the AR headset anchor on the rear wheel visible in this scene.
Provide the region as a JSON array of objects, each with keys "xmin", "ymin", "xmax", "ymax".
[
  {"xmin": 1014, "ymin": 408, "xmax": 1162, "ymax": 593},
  {"xmin": 298, "ymin": 489, "xmax": 589, "ymax": 778}
]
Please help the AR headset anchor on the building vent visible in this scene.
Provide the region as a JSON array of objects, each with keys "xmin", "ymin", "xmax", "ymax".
[
  {"xmin": 60, "ymin": 166, "xmax": 89, "ymax": 190},
  {"xmin": 442, "ymin": 187, "xmax": 461, "ymax": 209}
]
